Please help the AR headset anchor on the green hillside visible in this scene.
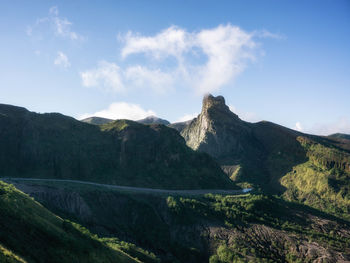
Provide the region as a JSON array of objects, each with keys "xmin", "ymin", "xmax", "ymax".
[
  {"xmin": 80, "ymin": 116, "xmax": 114, "ymax": 125},
  {"xmin": 0, "ymin": 104, "xmax": 235, "ymax": 190},
  {"xmin": 12, "ymin": 180, "xmax": 350, "ymax": 262},
  {"xmin": 0, "ymin": 180, "xmax": 159, "ymax": 263}
]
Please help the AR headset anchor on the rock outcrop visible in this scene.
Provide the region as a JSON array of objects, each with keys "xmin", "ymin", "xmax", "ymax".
[{"xmin": 181, "ymin": 94, "xmax": 260, "ymax": 162}]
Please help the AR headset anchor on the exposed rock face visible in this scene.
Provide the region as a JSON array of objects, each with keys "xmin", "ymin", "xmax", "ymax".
[
  {"xmin": 180, "ymin": 94, "xmax": 350, "ymax": 199},
  {"xmin": 181, "ymin": 94, "xmax": 262, "ymax": 163}
]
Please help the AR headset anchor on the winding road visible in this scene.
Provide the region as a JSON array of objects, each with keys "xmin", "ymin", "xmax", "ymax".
[{"xmin": 1, "ymin": 177, "xmax": 251, "ymax": 196}]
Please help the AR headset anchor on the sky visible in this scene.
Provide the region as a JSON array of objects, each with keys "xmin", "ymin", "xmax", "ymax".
[{"xmin": 1, "ymin": 0, "xmax": 349, "ymax": 135}]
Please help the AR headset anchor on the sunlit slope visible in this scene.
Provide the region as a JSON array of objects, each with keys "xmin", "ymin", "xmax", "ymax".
[{"xmin": 0, "ymin": 181, "xmax": 142, "ymax": 263}]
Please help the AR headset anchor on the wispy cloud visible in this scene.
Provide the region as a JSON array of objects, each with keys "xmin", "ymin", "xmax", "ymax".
[
  {"xmin": 121, "ymin": 24, "xmax": 257, "ymax": 94},
  {"xmin": 80, "ymin": 61, "xmax": 124, "ymax": 92},
  {"xmin": 82, "ymin": 24, "xmax": 275, "ymax": 95},
  {"xmin": 79, "ymin": 102, "xmax": 156, "ymax": 120},
  {"xmin": 27, "ymin": 6, "xmax": 83, "ymax": 41},
  {"xmin": 54, "ymin": 51, "xmax": 70, "ymax": 68},
  {"xmin": 125, "ymin": 66, "xmax": 173, "ymax": 94}
]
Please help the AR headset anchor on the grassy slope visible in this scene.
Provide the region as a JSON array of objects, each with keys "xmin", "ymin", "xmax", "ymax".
[
  {"xmin": 0, "ymin": 244, "xmax": 27, "ymax": 263},
  {"xmin": 0, "ymin": 180, "xmax": 158, "ymax": 263},
  {"xmin": 20, "ymin": 181, "xmax": 350, "ymax": 263},
  {"xmin": 0, "ymin": 104, "xmax": 235, "ymax": 189},
  {"xmin": 281, "ymin": 136, "xmax": 350, "ymax": 220}
]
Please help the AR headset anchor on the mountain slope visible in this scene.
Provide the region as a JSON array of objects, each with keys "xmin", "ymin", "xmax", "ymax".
[
  {"xmin": 136, "ymin": 116, "xmax": 170, "ymax": 125},
  {"xmin": 80, "ymin": 116, "xmax": 114, "ymax": 125},
  {"xmin": 180, "ymin": 94, "xmax": 350, "ymax": 218},
  {"xmin": 329, "ymin": 133, "xmax": 350, "ymax": 140},
  {"xmin": 0, "ymin": 104, "xmax": 235, "ymax": 189},
  {"xmin": 0, "ymin": 180, "xmax": 145, "ymax": 263}
]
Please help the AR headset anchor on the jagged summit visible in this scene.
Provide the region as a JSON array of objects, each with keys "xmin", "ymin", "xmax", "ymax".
[
  {"xmin": 202, "ymin": 94, "xmax": 226, "ymax": 110},
  {"xmin": 181, "ymin": 94, "xmax": 252, "ymax": 160},
  {"xmin": 201, "ymin": 94, "xmax": 240, "ymax": 121}
]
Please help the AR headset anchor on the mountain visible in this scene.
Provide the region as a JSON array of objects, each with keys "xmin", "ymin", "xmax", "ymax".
[
  {"xmin": 168, "ymin": 119, "xmax": 193, "ymax": 133},
  {"xmin": 180, "ymin": 94, "xmax": 350, "ymax": 219},
  {"xmin": 0, "ymin": 180, "xmax": 157, "ymax": 263},
  {"xmin": 328, "ymin": 133, "xmax": 350, "ymax": 140},
  {"xmin": 136, "ymin": 116, "xmax": 170, "ymax": 125},
  {"xmin": 0, "ymin": 103, "xmax": 234, "ymax": 190},
  {"xmin": 81, "ymin": 116, "xmax": 114, "ymax": 125}
]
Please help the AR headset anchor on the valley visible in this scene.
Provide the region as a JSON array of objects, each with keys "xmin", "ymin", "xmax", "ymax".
[{"xmin": 1, "ymin": 95, "xmax": 350, "ymax": 262}]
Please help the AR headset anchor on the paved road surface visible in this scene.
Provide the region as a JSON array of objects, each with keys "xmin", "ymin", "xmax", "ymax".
[{"xmin": 1, "ymin": 177, "xmax": 251, "ymax": 196}]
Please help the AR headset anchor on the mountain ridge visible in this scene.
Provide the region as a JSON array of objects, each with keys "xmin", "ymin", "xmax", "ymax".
[{"xmin": 0, "ymin": 103, "xmax": 235, "ymax": 190}]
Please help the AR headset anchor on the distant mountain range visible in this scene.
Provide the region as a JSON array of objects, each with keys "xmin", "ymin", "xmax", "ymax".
[{"xmin": 81, "ymin": 115, "xmax": 170, "ymax": 125}]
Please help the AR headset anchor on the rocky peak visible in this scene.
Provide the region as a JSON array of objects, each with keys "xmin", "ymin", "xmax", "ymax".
[
  {"xmin": 181, "ymin": 94, "xmax": 249, "ymax": 159},
  {"xmin": 202, "ymin": 94, "xmax": 226, "ymax": 110},
  {"xmin": 201, "ymin": 94, "xmax": 239, "ymax": 122}
]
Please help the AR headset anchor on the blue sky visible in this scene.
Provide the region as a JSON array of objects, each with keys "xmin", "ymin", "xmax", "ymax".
[{"xmin": 1, "ymin": 0, "xmax": 349, "ymax": 135}]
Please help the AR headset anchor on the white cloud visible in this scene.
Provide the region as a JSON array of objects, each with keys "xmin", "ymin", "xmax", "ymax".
[
  {"xmin": 121, "ymin": 26, "xmax": 191, "ymax": 59},
  {"xmin": 54, "ymin": 51, "xmax": 70, "ymax": 68},
  {"xmin": 229, "ymin": 105, "xmax": 261, "ymax": 123},
  {"xmin": 83, "ymin": 24, "xmax": 277, "ymax": 95},
  {"xmin": 119, "ymin": 24, "xmax": 258, "ymax": 95},
  {"xmin": 294, "ymin": 122, "xmax": 303, "ymax": 132},
  {"xmin": 307, "ymin": 117, "xmax": 350, "ymax": 136},
  {"xmin": 79, "ymin": 102, "xmax": 156, "ymax": 120},
  {"xmin": 125, "ymin": 66, "xmax": 173, "ymax": 93},
  {"xmin": 194, "ymin": 25, "xmax": 256, "ymax": 94},
  {"xmin": 81, "ymin": 61, "xmax": 124, "ymax": 92},
  {"xmin": 175, "ymin": 113, "xmax": 198, "ymax": 123},
  {"xmin": 27, "ymin": 6, "xmax": 82, "ymax": 41}
]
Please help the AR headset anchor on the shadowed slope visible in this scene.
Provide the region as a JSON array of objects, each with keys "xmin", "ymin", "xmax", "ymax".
[
  {"xmin": 0, "ymin": 180, "xmax": 143, "ymax": 263},
  {"xmin": 0, "ymin": 104, "xmax": 235, "ymax": 189}
]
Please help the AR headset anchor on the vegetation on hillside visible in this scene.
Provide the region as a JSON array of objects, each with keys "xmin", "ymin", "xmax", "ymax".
[
  {"xmin": 281, "ymin": 136, "xmax": 350, "ymax": 220},
  {"xmin": 0, "ymin": 104, "xmax": 235, "ymax": 190},
  {"xmin": 0, "ymin": 180, "xmax": 158, "ymax": 263},
  {"xmin": 19, "ymin": 180, "xmax": 350, "ymax": 262}
]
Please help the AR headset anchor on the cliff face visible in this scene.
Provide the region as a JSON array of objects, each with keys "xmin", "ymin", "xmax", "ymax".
[
  {"xmin": 181, "ymin": 94, "xmax": 261, "ymax": 162},
  {"xmin": 179, "ymin": 94, "xmax": 350, "ymax": 211}
]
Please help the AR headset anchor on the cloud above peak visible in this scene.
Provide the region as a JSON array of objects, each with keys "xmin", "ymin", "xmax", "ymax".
[{"xmin": 82, "ymin": 24, "xmax": 277, "ymax": 95}]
